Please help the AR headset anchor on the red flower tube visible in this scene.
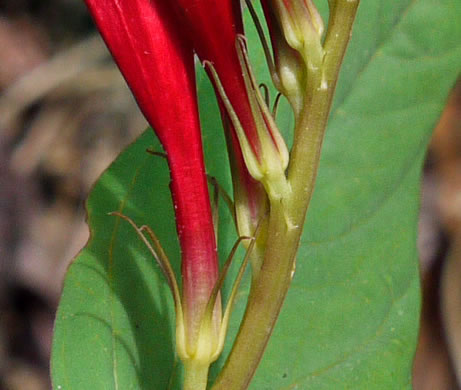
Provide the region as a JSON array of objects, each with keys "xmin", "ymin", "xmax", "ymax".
[
  {"xmin": 174, "ymin": 0, "xmax": 262, "ymax": 159},
  {"xmin": 173, "ymin": 0, "xmax": 268, "ymax": 244},
  {"xmin": 173, "ymin": 0, "xmax": 290, "ymax": 267},
  {"xmin": 84, "ymin": 0, "xmax": 219, "ymax": 355}
]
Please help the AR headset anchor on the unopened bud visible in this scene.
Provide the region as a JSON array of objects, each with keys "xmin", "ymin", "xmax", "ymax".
[
  {"xmin": 269, "ymin": 0, "xmax": 325, "ymax": 71},
  {"xmin": 260, "ymin": 0, "xmax": 306, "ymax": 116}
]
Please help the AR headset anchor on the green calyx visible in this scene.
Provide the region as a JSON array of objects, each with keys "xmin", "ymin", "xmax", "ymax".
[{"xmin": 204, "ymin": 41, "xmax": 291, "ymax": 204}]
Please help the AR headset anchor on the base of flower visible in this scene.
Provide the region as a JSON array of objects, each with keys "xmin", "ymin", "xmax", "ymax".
[{"xmin": 183, "ymin": 360, "xmax": 210, "ymax": 390}]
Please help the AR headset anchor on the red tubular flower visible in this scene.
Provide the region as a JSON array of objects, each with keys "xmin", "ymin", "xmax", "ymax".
[
  {"xmin": 173, "ymin": 0, "xmax": 258, "ymax": 151},
  {"xmin": 84, "ymin": 0, "xmax": 219, "ymax": 355},
  {"xmin": 173, "ymin": 0, "xmax": 270, "ymax": 250},
  {"xmin": 173, "ymin": 0, "xmax": 290, "ymax": 268}
]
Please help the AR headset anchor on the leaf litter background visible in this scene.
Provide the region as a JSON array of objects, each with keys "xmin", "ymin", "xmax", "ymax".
[{"xmin": 0, "ymin": 0, "xmax": 461, "ymax": 389}]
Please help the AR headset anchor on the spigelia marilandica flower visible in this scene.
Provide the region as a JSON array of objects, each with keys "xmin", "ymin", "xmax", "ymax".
[
  {"xmin": 84, "ymin": 0, "xmax": 250, "ymax": 382},
  {"xmin": 173, "ymin": 0, "xmax": 291, "ymax": 272}
]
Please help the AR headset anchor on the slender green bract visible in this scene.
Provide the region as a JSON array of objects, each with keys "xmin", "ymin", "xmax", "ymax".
[{"xmin": 52, "ymin": 0, "xmax": 461, "ymax": 389}]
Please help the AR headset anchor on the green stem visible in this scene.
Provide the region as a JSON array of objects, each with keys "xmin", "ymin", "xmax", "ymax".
[
  {"xmin": 212, "ymin": 201, "xmax": 300, "ymax": 390},
  {"xmin": 211, "ymin": 2, "xmax": 359, "ymax": 389},
  {"xmin": 183, "ymin": 361, "xmax": 210, "ymax": 390}
]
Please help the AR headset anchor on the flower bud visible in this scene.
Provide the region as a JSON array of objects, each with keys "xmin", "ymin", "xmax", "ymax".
[
  {"xmin": 263, "ymin": 0, "xmax": 325, "ymax": 75},
  {"xmin": 260, "ymin": 0, "xmax": 306, "ymax": 116}
]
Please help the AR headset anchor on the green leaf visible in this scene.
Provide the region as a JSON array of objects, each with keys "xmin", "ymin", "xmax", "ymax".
[
  {"xmin": 51, "ymin": 0, "xmax": 461, "ymax": 389},
  {"xmin": 50, "ymin": 133, "xmax": 182, "ymax": 389}
]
